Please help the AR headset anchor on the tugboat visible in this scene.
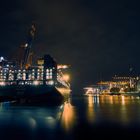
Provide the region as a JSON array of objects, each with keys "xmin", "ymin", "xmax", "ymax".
[{"xmin": 0, "ymin": 24, "xmax": 71, "ymax": 105}]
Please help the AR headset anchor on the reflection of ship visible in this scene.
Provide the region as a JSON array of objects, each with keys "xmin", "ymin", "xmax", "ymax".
[
  {"xmin": 0, "ymin": 24, "xmax": 71, "ymax": 105},
  {"xmin": 60, "ymin": 100, "xmax": 76, "ymax": 131},
  {"xmin": 0, "ymin": 104, "xmax": 65, "ymax": 139}
]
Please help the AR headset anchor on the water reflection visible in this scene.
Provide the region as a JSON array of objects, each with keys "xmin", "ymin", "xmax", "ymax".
[
  {"xmin": 0, "ymin": 104, "xmax": 65, "ymax": 139},
  {"xmin": 0, "ymin": 99, "xmax": 77, "ymax": 139},
  {"xmin": 61, "ymin": 99, "xmax": 76, "ymax": 131},
  {"xmin": 85, "ymin": 95, "xmax": 140, "ymax": 125},
  {"xmin": 86, "ymin": 95, "xmax": 95, "ymax": 123},
  {"xmin": 0, "ymin": 95, "xmax": 140, "ymax": 139}
]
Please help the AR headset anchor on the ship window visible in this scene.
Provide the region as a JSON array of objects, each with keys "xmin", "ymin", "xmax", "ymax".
[{"xmin": 46, "ymin": 76, "xmax": 49, "ymax": 79}]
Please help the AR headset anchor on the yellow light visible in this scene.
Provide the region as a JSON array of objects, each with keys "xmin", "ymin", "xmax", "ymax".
[
  {"xmin": 63, "ymin": 74, "xmax": 70, "ymax": 82},
  {"xmin": 61, "ymin": 101, "xmax": 75, "ymax": 131},
  {"xmin": 121, "ymin": 95, "xmax": 125, "ymax": 105}
]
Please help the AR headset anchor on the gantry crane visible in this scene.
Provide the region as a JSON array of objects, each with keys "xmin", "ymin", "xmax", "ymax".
[{"xmin": 21, "ymin": 23, "xmax": 36, "ymax": 69}]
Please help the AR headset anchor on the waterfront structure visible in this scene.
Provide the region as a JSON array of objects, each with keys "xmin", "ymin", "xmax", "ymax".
[
  {"xmin": 97, "ymin": 76, "xmax": 139, "ymax": 94},
  {"xmin": 84, "ymin": 76, "xmax": 140, "ymax": 95}
]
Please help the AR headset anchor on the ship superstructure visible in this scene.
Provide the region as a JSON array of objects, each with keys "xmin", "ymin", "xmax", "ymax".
[{"xmin": 0, "ymin": 55, "xmax": 70, "ymax": 88}]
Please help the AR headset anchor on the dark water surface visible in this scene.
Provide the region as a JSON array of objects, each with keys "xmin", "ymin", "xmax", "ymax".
[{"xmin": 1, "ymin": 95, "xmax": 140, "ymax": 140}]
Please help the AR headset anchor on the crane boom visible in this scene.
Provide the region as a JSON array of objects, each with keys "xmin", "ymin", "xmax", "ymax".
[{"xmin": 22, "ymin": 24, "xmax": 36, "ymax": 69}]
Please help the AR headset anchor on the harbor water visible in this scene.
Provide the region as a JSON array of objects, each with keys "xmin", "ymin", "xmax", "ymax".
[{"xmin": 0, "ymin": 94, "xmax": 140, "ymax": 139}]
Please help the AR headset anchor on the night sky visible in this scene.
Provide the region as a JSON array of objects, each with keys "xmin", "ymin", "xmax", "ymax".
[{"xmin": 0, "ymin": 0, "xmax": 140, "ymax": 91}]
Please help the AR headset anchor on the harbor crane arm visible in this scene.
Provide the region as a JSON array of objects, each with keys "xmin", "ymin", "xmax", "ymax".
[{"xmin": 22, "ymin": 24, "xmax": 36, "ymax": 69}]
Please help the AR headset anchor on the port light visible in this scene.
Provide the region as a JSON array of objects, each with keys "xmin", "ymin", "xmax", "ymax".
[
  {"xmin": 0, "ymin": 57, "xmax": 4, "ymax": 62},
  {"xmin": 63, "ymin": 74, "xmax": 70, "ymax": 82},
  {"xmin": 0, "ymin": 82, "xmax": 6, "ymax": 86},
  {"xmin": 84, "ymin": 87, "xmax": 94, "ymax": 95},
  {"xmin": 33, "ymin": 81, "xmax": 40, "ymax": 86},
  {"xmin": 48, "ymin": 80, "xmax": 54, "ymax": 85},
  {"xmin": 57, "ymin": 65, "xmax": 69, "ymax": 69},
  {"xmin": 25, "ymin": 43, "xmax": 28, "ymax": 47}
]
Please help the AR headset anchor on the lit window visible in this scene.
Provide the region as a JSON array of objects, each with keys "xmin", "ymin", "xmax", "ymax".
[{"xmin": 46, "ymin": 76, "xmax": 49, "ymax": 79}]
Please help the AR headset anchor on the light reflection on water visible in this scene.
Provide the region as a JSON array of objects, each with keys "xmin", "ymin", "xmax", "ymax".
[
  {"xmin": 1, "ymin": 95, "xmax": 140, "ymax": 139},
  {"xmin": 61, "ymin": 99, "xmax": 76, "ymax": 131},
  {"xmin": 84, "ymin": 95, "xmax": 140, "ymax": 125},
  {"xmin": 0, "ymin": 100, "xmax": 76, "ymax": 139}
]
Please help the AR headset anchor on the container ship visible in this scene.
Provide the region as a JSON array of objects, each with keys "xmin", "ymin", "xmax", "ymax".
[{"xmin": 0, "ymin": 24, "xmax": 71, "ymax": 105}]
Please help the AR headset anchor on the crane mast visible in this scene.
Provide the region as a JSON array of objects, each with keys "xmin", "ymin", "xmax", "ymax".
[{"xmin": 22, "ymin": 24, "xmax": 36, "ymax": 69}]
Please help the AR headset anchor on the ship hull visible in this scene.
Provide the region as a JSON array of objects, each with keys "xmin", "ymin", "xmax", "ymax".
[{"xmin": 0, "ymin": 85, "xmax": 70, "ymax": 106}]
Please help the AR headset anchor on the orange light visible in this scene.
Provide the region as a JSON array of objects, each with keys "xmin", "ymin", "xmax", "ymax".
[{"xmin": 63, "ymin": 74, "xmax": 70, "ymax": 82}]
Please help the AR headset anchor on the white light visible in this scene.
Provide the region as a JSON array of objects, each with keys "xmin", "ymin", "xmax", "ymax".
[
  {"xmin": 33, "ymin": 81, "xmax": 39, "ymax": 86},
  {"xmin": 48, "ymin": 80, "xmax": 54, "ymax": 85},
  {"xmin": 0, "ymin": 57, "xmax": 4, "ymax": 62},
  {"xmin": 0, "ymin": 82, "xmax": 6, "ymax": 86},
  {"xmin": 25, "ymin": 43, "xmax": 28, "ymax": 47}
]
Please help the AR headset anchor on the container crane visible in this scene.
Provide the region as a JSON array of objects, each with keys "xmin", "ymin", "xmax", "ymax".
[{"xmin": 21, "ymin": 23, "xmax": 36, "ymax": 69}]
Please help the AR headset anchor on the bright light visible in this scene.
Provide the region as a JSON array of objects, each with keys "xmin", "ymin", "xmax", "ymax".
[
  {"xmin": 121, "ymin": 95, "xmax": 125, "ymax": 105},
  {"xmin": 61, "ymin": 101, "xmax": 75, "ymax": 131},
  {"xmin": 0, "ymin": 57, "xmax": 4, "ymax": 62},
  {"xmin": 25, "ymin": 43, "xmax": 28, "ymax": 47},
  {"xmin": 33, "ymin": 81, "xmax": 40, "ymax": 85},
  {"xmin": 63, "ymin": 74, "xmax": 70, "ymax": 82},
  {"xmin": 85, "ymin": 88, "xmax": 94, "ymax": 95},
  {"xmin": 57, "ymin": 65, "xmax": 69, "ymax": 69},
  {"xmin": 48, "ymin": 80, "xmax": 54, "ymax": 85},
  {"xmin": 0, "ymin": 82, "xmax": 6, "ymax": 86}
]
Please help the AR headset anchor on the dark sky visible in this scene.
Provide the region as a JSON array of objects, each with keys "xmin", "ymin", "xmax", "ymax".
[{"xmin": 0, "ymin": 0, "xmax": 140, "ymax": 91}]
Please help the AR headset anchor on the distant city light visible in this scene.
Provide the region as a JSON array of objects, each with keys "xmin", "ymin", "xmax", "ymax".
[{"xmin": 0, "ymin": 57, "xmax": 4, "ymax": 62}]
